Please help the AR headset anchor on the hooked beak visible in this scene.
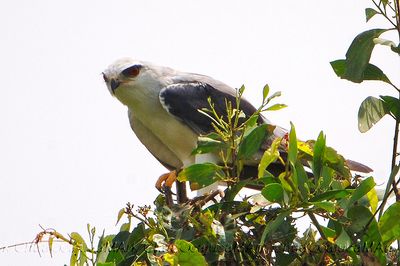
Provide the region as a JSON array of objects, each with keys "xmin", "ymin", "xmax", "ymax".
[{"xmin": 110, "ymin": 79, "xmax": 121, "ymax": 93}]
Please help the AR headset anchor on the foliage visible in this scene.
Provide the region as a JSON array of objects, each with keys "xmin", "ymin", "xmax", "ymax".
[
  {"xmin": 27, "ymin": 1, "xmax": 400, "ymax": 265},
  {"xmin": 32, "ymin": 82, "xmax": 395, "ymax": 265},
  {"xmin": 329, "ymin": 0, "xmax": 400, "ymax": 263}
]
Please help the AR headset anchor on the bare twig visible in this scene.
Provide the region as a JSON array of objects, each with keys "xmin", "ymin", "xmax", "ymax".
[{"xmin": 189, "ymin": 190, "xmax": 224, "ymax": 209}]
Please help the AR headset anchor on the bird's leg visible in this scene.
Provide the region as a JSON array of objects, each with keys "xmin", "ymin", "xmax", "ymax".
[
  {"xmin": 155, "ymin": 170, "xmax": 177, "ymax": 207},
  {"xmin": 176, "ymin": 180, "xmax": 188, "ymax": 204},
  {"xmin": 155, "ymin": 170, "xmax": 188, "ymax": 205},
  {"xmin": 163, "ymin": 186, "xmax": 173, "ymax": 207}
]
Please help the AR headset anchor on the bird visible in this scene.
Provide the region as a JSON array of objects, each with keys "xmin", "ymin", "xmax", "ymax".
[{"xmin": 102, "ymin": 58, "xmax": 372, "ymax": 200}]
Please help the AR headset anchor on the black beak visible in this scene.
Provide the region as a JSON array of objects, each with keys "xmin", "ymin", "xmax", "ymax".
[{"xmin": 110, "ymin": 79, "xmax": 121, "ymax": 93}]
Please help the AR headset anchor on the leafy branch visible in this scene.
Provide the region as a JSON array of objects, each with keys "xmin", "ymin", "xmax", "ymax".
[{"xmin": 331, "ymin": 0, "xmax": 400, "ymax": 215}]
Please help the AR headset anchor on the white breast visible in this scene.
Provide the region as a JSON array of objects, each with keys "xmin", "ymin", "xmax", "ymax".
[
  {"xmin": 115, "ymin": 84, "xmax": 198, "ymax": 168},
  {"xmin": 132, "ymin": 104, "xmax": 199, "ymax": 168}
]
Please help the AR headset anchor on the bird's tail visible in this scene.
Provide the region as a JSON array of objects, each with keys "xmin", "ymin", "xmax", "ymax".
[{"xmin": 346, "ymin": 159, "xmax": 373, "ymax": 173}]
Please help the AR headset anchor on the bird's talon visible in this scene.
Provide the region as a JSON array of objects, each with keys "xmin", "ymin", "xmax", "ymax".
[
  {"xmin": 156, "ymin": 186, "xmax": 164, "ymax": 193},
  {"xmin": 164, "ymin": 170, "xmax": 177, "ymax": 188},
  {"xmin": 155, "ymin": 170, "xmax": 177, "ymax": 193},
  {"xmin": 162, "ymin": 184, "xmax": 176, "ymax": 195}
]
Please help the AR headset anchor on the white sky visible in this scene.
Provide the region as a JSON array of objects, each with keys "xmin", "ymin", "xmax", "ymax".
[{"xmin": 1, "ymin": 0, "xmax": 398, "ymax": 265}]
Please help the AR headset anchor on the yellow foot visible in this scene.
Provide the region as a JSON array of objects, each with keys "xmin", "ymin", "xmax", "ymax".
[{"xmin": 155, "ymin": 170, "xmax": 177, "ymax": 192}]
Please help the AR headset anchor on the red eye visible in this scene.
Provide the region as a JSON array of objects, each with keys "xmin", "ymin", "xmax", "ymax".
[{"xmin": 121, "ymin": 65, "xmax": 141, "ymax": 78}]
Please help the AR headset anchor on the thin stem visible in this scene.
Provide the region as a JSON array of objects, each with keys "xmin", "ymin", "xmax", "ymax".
[
  {"xmin": 307, "ymin": 212, "xmax": 327, "ymax": 240},
  {"xmin": 395, "ymin": 0, "xmax": 400, "ymax": 40},
  {"xmin": 389, "ymin": 2, "xmax": 397, "ymax": 13},
  {"xmin": 372, "ymin": 0, "xmax": 398, "ymax": 28},
  {"xmin": 367, "ymin": 95, "xmax": 400, "ymax": 235},
  {"xmin": 389, "ymin": 81, "xmax": 400, "ymax": 93},
  {"xmin": 366, "ymin": 185, "xmax": 393, "ymax": 230},
  {"xmin": 391, "ymin": 93, "xmax": 400, "ymax": 201},
  {"xmin": 129, "ymin": 212, "xmax": 152, "ymax": 228},
  {"xmin": 392, "ymin": 121, "xmax": 399, "ymax": 173}
]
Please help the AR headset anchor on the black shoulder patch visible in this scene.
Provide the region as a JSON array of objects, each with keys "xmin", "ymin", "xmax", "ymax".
[{"xmin": 159, "ymin": 82, "xmax": 258, "ymax": 134}]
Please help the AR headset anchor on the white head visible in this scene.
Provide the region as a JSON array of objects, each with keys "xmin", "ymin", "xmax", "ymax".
[{"xmin": 102, "ymin": 58, "xmax": 173, "ymax": 107}]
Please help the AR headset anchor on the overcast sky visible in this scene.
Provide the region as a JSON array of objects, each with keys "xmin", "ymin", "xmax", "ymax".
[{"xmin": 1, "ymin": 0, "xmax": 398, "ymax": 265}]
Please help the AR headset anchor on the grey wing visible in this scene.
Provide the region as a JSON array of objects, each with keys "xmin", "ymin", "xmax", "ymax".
[{"xmin": 159, "ymin": 82, "xmax": 260, "ymax": 135}]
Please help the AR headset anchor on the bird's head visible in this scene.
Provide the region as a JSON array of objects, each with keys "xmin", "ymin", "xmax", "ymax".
[{"xmin": 102, "ymin": 58, "xmax": 170, "ymax": 107}]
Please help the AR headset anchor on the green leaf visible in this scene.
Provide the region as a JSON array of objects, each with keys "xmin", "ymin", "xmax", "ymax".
[
  {"xmin": 275, "ymin": 252, "xmax": 297, "ymax": 266},
  {"xmin": 309, "ymin": 189, "xmax": 352, "ymax": 202},
  {"xmin": 294, "ymin": 160, "xmax": 310, "ymax": 199},
  {"xmin": 178, "ymin": 163, "xmax": 223, "ymax": 188},
  {"xmin": 173, "ymin": 239, "xmax": 207, "ymax": 266},
  {"xmin": 330, "ymin": 59, "xmax": 346, "ymax": 77},
  {"xmin": 98, "ymin": 263, "xmax": 116, "ymax": 266},
  {"xmin": 336, "ymin": 229, "xmax": 351, "ymax": 249},
  {"xmin": 259, "ymin": 175, "xmax": 278, "ymax": 185},
  {"xmin": 288, "ymin": 122, "xmax": 297, "ymax": 165},
  {"xmin": 358, "ymin": 96, "xmax": 388, "ymax": 133},
  {"xmin": 320, "ymin": 225, "xmax": 336, "ymax": 239},
  {"xmin": 380, "ymin": 95, "xmax": 400, "ymax": 120},
  {"xmin": 116, "ymin": 208, "xmax": 125, "ymax": 225},
  {"xmin": 244, "ymin": 114, "xmax": 259, "ymax": 128},
  {"xmin": 346, "ymin": 176, "xmax": 375, "ymax": 208},
  {"xmin": 324, "ymin": 146, "xmax": 351, "ymax": 178},
  {"xmin": 97, "ymin": 263, "xmax": 116, "ymax": 266},
  {"xmin": 191, "ymin": 136, "xmax": 226, "ymax": 155},
  {"xmin": 362, "ymin": 63, "xmax": 391, "ymax": 83},
  {"xmin": 262, "ymin": 84, "xmax": 270, "ymax": 102},
  {"xmin": 266, "ymin": 91, "xmax": 282, "ymax": 103},
  {"xmin": 70, "ymin": 246, "xmax": 79, "ymax": 266},
  {"xmin": 347, "ymin": 206, "xmax": 381, "ymax": 248},
  {"xmin": 112, "ymin": 231, "xmax": 130, "ymax": 250},
  {"xmin": 379, "ymin": 165, "xmax": 400, "ymax": 217},
  {"xmin": 79, "ymin": 252, "xmax": 87, "ymax": 266},
  {"xmin": 379, "ymin": 202, "xmax": 400, "ymax": 246},
  {"xmin": 261, "ymin": 183, "xmax": 284, "ymax": 203},
  {"xmin": 224, "ymin": 180, "xmax": 252, "ymax": 201},
  {"xmin": 367, "ymin": 188, "xmax": 378, "ymax": 213},
  {"xmin": 259, "ymin": 211, "xmax": 289, "ymax": 248},
  {"xmin": 70, "ymin": 232, "xmax": 88, "ymax": 250},
  {"xmin": 313, "ymin": 201, "xmax": 335, "ymax": 213},
  {"xmin": 238, "ymin": 124, "xmax": 268, "ymax": 159},
  {"xmin": 105, "ymin": 250, "xmax": 124, "ymax": 264},
  {"xmin": 320, "ymin": 167, "xmax": 334, "ymax": 192},
  {"xmin": 97, "ymin": 233, "xmax": 114, "ymax": 263},
  {"xmin": 330, "ymin": 60, "xmax": 390, "ymax": 83},
  {"xmin": 258, "ymin": 137, "xmax": 281, "ymax": 178},
  {"xmin": 391, "ymin": 45, "xmax": 400, "ymax": 54},
  {"xmin": 312, "ymin": 131, "xmax": 326, "ymax": 179},
  {"xmin": 126, "ymin": 222, "xmax": 146, "ymax": 249},
  {"xmin": 238, "ymin": 84, "xmax": 245, "ymax": 96},
  {"xmin": 278, "ymin": 172, "xmax": 293, "ymax": 193},
  {"xmin": 344, "ymin": 29, "xmax": 388, "ymax": 83},
  {"xmin": 365, "ymin": 8, "xmax": 378, "ymax": 22},
  {"xmin": 347, "ymin": 205, "xmax": 375, "ymax": 233},
  {"xmin": 119, "ymin": 222, "xmax": 130, "ymax": 232},
  {"xmin": 265, "ymin": 103, "xmax": 287, "ymax": 111}
]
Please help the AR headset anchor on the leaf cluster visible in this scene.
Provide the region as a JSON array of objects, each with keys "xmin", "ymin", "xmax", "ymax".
[{"xmin": 38, "ymin": 83, "xmax": 400, "ymax": 265}]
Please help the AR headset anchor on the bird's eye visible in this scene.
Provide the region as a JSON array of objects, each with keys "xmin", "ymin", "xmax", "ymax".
[
  {"xmin": 121, "ymin": 65, "xmax": 142, "ymax": 78},
  {"xmin": 102, "ymin": 72, "xmax": 109, "ymax": 82}
]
